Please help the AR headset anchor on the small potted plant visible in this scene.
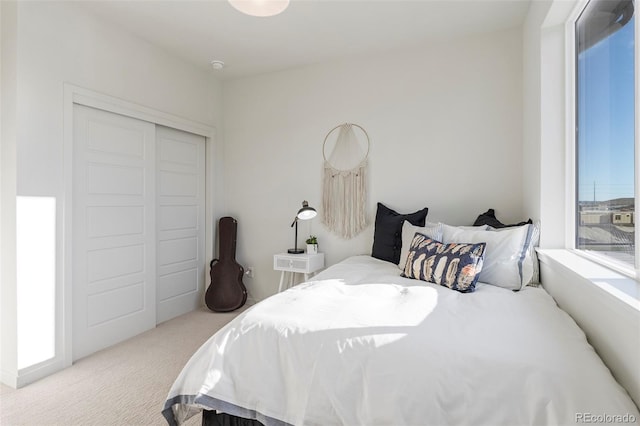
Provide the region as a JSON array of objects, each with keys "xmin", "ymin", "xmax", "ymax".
[{"xmin": 306, "ymin": 235, "xmax": 318, "ymax": 254}]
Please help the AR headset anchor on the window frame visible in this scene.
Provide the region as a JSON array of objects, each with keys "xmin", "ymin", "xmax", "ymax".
[{"xmin": 566, "ymin": 0, "xmax": 640, "ymax": 279}]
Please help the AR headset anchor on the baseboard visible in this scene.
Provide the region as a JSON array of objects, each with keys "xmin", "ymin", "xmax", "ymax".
[
  {"xmin": 12, "ymin": 357, "xmax": 67, "ymax": 388},
  {"xmin": 1, "ymin": 368, "xmax": 18, "ymax": 389}
]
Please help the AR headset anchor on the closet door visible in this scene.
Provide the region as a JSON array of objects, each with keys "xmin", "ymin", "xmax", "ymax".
[
  {"xmin": 72, "ymin": 105, "xmax": 156, "ymax": 361},
  {"xmin": 156, "ymin": 126, "xmax": 206, "ymax": 323}
]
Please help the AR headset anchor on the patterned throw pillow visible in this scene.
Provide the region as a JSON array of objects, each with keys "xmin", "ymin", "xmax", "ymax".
[{"xmin": 401, "ymin": 233, "xmax": 486, "ymax": 293}]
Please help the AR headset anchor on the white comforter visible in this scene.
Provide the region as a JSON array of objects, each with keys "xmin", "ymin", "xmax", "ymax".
[{"xmin": 163, "ymin": 256, "xmax": 639, "ymax": 426}]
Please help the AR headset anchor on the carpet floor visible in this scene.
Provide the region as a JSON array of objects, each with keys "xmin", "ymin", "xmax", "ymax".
[{"xmin": 0, "ymin": 306, "xmax": 246, "ymax": 426}]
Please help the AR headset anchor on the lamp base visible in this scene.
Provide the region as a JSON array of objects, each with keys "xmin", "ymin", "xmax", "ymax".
[{"xmin": 287, "ymin": 248, "xmax": 304, "ymax": 254}]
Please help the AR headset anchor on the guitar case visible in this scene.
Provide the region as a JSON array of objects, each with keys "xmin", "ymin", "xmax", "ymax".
[{"xmin": 205, "ymin": 216, "xmax": 248, "ymax": 312}]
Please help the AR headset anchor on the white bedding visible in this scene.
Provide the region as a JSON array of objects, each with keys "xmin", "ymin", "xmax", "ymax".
[{"xmin": 163, "ymin": 255, "xmax": 639, "ymax": 425}]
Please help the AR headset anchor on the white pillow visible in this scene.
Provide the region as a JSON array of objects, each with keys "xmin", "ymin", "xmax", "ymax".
[
  {"xmin": 426, "ymin": 221, "xmax": 489, "ymax": 231},
  {"xmin": 441, "ymin": 223, "xmax": 536, "ymax": 290},
  {"xmin": 398, "ymin": 221, "xmax": 443, "ymax": 270},
  {"xmin": 488, "ymin": 221, "xmax": 541, "ymax": 285}
]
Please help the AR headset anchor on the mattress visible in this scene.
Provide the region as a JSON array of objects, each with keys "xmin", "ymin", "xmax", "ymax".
[{"xmin": 163, "ymin": 255, "xmax": 639, "ymax": 425}]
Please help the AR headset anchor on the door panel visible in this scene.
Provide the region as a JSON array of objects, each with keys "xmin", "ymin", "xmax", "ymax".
[
  {"xmin": 158, "ymin": 171, "xmax": 199, "ymax": 197},
  {"xmin": 73, "ymin": 104, "xmax": 156, "ymax": 361},
  {"xmin": 159, "ymin": 205, "xmax": 198, "ymax": 230},
  {"xmin": 86, "ymin": 206, "xmax": 144, "ymax": 238},
  {"xmin": 86, "ymin": 244, "xmax": 145, "ymax": 282},
  {"xmin": 87, "ymin": 283, "xmax": 145, "ymax": 326},
  {"xmin": 87, "ymin": 163, "xmax": 145, "ymax": 194},
  {"xmin": 158, "ymin": 269, "xmax": 198, "ymax": 301},
  {"xmin": 156, "ymin": 126, "xmax": 206, "ymax": 324}
]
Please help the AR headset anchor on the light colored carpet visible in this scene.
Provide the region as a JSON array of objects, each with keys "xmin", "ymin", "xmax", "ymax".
[{"xmin": 0, "ymin": 306, "xmax": 246, "ymax": 426}]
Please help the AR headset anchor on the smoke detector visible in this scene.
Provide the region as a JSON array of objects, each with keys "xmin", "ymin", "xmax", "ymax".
[{"xmin": 210, "ymin": 60, "xmax": 225, "ymax": 71}]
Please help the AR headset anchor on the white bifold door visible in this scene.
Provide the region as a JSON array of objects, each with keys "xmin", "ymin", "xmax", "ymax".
[{"xmin": 72, "ymin": 105, "xmax": 205, "ymax": 361}]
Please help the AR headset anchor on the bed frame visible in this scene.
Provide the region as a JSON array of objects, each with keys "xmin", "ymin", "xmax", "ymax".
[{"xmin": 202, "ymin": 410, "xmax": 263, "ymax": 426}]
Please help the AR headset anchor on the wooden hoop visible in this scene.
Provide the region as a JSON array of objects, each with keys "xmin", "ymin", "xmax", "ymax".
[{"xmin": 322, "ymin": 123, "xmax": 370, "ymax": 164}]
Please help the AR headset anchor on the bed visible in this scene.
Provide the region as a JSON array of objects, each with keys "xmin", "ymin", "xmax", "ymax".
[{"xmin": 163, "ymin": 208, "xmax": 640, "ymax": 426}]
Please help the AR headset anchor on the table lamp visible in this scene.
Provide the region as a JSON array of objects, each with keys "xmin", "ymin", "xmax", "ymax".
[{"xmin": 288, "ymin": 201, "xmax": 317, "ymax": 254}]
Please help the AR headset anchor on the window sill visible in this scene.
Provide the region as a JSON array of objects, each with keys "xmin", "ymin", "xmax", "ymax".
[{"xmin": 536, "ymin": 249, "xmax": 640, "ymax": 312}]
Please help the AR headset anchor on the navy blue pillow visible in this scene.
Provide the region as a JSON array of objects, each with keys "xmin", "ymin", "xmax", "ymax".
[
  {"xmin": 371, "ymin": 203, "xmax": 428, "ymax": 264},
  {"xmin": 473, "ymin": 209, "xmax": 532, "ymax": 228}
]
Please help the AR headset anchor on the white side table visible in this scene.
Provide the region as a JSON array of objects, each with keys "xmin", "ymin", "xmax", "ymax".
[{"xmin": 273, "ymin": 252, "xmax": 325, "ymax": 292}]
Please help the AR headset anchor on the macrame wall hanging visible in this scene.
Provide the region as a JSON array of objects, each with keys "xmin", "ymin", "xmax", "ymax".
[{"xmin": 322, "ymin": 123, "xmax": 370, "ymax": 239}]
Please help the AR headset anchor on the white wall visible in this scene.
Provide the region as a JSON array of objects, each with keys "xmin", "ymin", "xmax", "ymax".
[
  {"xmin": 539, "ymin": 251, "xmax": 640, "ymax": 407},
  {"xmin": 223, "ymin": 28, "xmax": 524, "ymax": 301},
  {"xmin": 1, "ymin": 0, "xmax": 19, "ymax": 388},
  {"xmin": 1, "ymin": 1, "xmax": 223, "ymax": 387},
  {"xmin": 523, "ymin": 0, "xmax": 640, "ymax": 408},
  {"xmin": 522, "ymin": 0, "xmax": 551, "ymax": 229},
  {"xmin": 522, "ymin": 0, "xmax": 578, "ymax": 249},
  {"xmin": 16, "ymin": 1, "xmax": 223, "ymax": 196}
]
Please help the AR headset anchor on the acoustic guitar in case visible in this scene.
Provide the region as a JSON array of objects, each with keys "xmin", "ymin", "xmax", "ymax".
[{"xmin": 205, "ymin": 216, "xmax": 247, "ymax": 312}]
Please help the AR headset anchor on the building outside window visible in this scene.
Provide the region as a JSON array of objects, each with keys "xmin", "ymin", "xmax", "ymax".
[{"xmin": 575, "ymin": 0, "xmax": 636, "ymax": 268}]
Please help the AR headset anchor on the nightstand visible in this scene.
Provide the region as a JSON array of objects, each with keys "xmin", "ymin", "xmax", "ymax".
[{"xmin": 273, "ymin": 252, "xmax": 325, "ymax": 292}]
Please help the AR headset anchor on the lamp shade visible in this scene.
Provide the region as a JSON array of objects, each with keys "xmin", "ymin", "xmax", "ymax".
[
  {"xmin": 228, "ymin": 0, "xmax": 290, "ymax": 17},
  {"xmin": 297, "ymin": 201, "xmax": 317, "ymax": 221}
]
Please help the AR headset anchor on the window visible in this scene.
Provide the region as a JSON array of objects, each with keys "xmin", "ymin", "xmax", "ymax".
[{"xmin": 575, "ymin": 0, "xmax": 636, "ymax": 268}]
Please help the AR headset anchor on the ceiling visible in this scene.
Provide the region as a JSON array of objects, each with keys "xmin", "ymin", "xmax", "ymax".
[{"xmin": 76, "ymin": 0, "xmax": 532, "ymax": 80}]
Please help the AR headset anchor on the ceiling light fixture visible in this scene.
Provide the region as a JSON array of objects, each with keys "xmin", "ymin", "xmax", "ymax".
[{"xmin": 228, "ymin": 0, "xmax": 290, "ymax": 17}]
